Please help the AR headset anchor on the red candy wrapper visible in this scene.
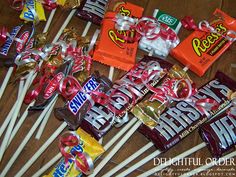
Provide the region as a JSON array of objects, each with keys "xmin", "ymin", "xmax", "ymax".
[
  {"xmin": 0, "ymin": 23, "xmax": 35, "ymax": 67},
  {"xmin": 80, "ymin": 56, "xmax": 172, "ymax": 140},
  {"xmin": 139, "ymin": 71, "xmax": 236, "ymax": 151},
  {"xmin": 199, "ymin": 97, "xmax": 236, "ymax": 158}
]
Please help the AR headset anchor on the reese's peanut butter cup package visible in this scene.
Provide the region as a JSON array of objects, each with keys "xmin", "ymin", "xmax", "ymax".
[{"xmin": 171, "ymin": 9, "xmax": 236, "ymax": 76}]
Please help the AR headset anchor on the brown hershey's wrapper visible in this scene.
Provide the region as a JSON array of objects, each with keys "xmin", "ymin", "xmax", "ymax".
[
  {"xmin": 138, "ymin": 71, "xmax": 236, "ymax": 152},
  {"xmin": 80, "ymin": 56, "xmax": 173, "ymax": 140},
  {"xmin": 199, "ymin": 108, "xmax": 236, "ymax": 158},
  {"xmin": 76, "ymin": 0, "xmax": 108, "ymax": 26}
]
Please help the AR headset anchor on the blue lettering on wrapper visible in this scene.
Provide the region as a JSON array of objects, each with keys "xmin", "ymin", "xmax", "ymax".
[
  {"xmin": 68, "ymin": 77, "xmax": 100, "ymax": 115},
  {"xmin": 52, "ymin": 142, "xmax": 84, "ymax": 176},
  {"xmin": 0, "ymin": 25, "xmax": 22, "ymax": 56},
  {"xmin": 23, "ymin": 0, "xmax": 35, "ymax": 21}
]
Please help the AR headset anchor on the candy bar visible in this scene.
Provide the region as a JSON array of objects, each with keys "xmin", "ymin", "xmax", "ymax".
[
  {"xmin": 80, "ymin": 56, "xmax": 172, "ymax": 140},
  {"xmin": 139, "ymin": 71, "xmax": 236, "ymax": 151},
  {"xmin": 44, "ymin": 128, "xmax": 104, "ymax": 176},
  {"xmin": 54, "ymin": 73, "xmax": 112, "ymax": 130},
  {"xmin": 171, "ymin": 9, "xmax": 236, "ymax": 76},
  {"xmin": 0, "ymin": 23, "xmax": 35, "ymax": 67},
  {"xmin": 76, "ymin": 0, "xmax": 108, "ymax": 26},
  {"xmin": 20, "ymin": 0, "xmax": 46, "ymax": 23},
  {"xmin": 199, "ymin": 98, "xmax": 236, "ymax": 158},
  {"xmin": 92, "ymin": 2, "xmax": 143, "ymax": 71},
  {"xmin": 132, "ymin": 65, "xmax": 192, "ymax": 129}
]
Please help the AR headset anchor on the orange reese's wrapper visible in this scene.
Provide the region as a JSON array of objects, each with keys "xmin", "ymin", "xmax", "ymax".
[
  {"xmin": 171, "ymin": 9, "xmax": 236, "ymax": 77},
  {"xmin": 92, "ymin": 2, "xmax": 144, "ymax": 71}
]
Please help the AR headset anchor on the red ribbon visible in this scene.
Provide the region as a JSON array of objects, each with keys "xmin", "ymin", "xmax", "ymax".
[
  {"xmin": 195, "ymin": 98, "xmax": 219, "ymax": 116},
  {"xmin": 8, "ymin": 0, "xmax": 57, "ymax": 11},
  {"xmin": 59, "ymin": 132, "xmax": 93, "ymax": 174},
  {"xmin": 149, "ymin": 78, "xmax": 196, "ymax": 105},
  {"xmin": 0, "ymin": 26, "xmax": 8, "ymax": 46},
  {"xmin": 58, "ymin": 75, "xmax": 82, "ymax": 100},
  {"xmin": 8, "ymin": 0, "xmax": 25, "ymax": 11},
  {"xmin": 24, "ymin": 75, "xmax": 49, "ymax": 104},
  {"xmin": 42, "ymin": 0, "xmax": 57, "ymax": 10},
  {"xmin": 181, "ymin": 16, "xmax": 198, "ymax": 31},
  {"xmin": 114, "ymin": 15, "xmax": 179, "ymax": 43},
  {"xmin": 228, "ymin": 98, "xmax": 236, "ymax": 118}
]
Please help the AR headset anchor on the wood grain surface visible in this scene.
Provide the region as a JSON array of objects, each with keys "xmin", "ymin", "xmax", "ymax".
[{"xmin": 0, "ymin": 0, "xmax": 235, "ymax": 177}]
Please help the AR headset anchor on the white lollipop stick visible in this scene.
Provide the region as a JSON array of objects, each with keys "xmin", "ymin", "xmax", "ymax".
[
  {"xmin": 180, "ymin": 150, "xmax": 236, "ymax": 177},
  {"xmin": 52, "ymin": 9, "xmax": 77, "ymax": 43},
  {"xmin": 32, "ymin": 150, "xmax": 65, "ymax": 177},
  {"xmin": 0, "ymin": 96, "xmax": 57, "ymax": 177},
  {"xmin": 108, "ymin": 67, "xmax": 114, "ymax": 81},
  {"xmin": 103, "ymin": 142, "xmax": 154, "ymax": 177},
  {"xmin": 35, "ymin": 19, "xmax": 93, "ymax": 139},
  {"xmin": 116, "ymin": 149, "xmax": 162, "ymax": 177},
  {"xmin": 17, "ymin": 79, "xmax": 24, "ymax": 117},
  {"xmin": 0, "ymin": 66, "xmax": 14, "ymax": 100},
  {"xmin": 138, "ymin": 143, "xmax": 206, "ymax": 177},
  {"xmin": 8, "ymin": 100, "xmax": 36, "ymax": 146},
  {"xmin": 82, "ymin": 22, "xmax": 92, "ymax": 37},
  {"xmin": 32, "ymin": 117, "xmax": 138, "ymax": 177},
  {"xmin": 117, "ymin": 102, "xmax": 231, "ymax": 177},
  {"xmin": 88, "ymin": 118, "xmax": 141, "ymax": 177},
  {"xmin": 16, "ymin": 121, "xmax": 67, "ymax": 177},
  {"xmin": 0, "ymin": 99, "xmax": 17, "ymax": 138},
  {"xmin": 43, "ymin": 8, "xmax": 57, "ymax": 33},
  {"xmin": 35, "ymin": 103, "xmax": 53, "ymax": 139},
  {"xmin": 0, "ymin": 70, "xmax": 34, "ymax": 161},
  {"xmin": 0, "ymin": 77, "xmax": 24, "ymax": 137}
]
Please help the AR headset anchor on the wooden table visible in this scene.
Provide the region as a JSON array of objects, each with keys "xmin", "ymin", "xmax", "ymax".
[{"xmin": 0, "ymin": 0, "xmax": 235, "ymax": 176}]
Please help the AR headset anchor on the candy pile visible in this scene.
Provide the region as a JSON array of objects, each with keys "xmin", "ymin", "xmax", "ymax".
[{"xmin": 0, "ymin": 0, "xmax": 235, "ymax": 177}]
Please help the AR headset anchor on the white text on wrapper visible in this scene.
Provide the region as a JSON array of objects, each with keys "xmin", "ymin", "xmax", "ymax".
[
  {"xmin": 0, "ymin": 25, "xmax": 22, "ymax": 56},
  {"xmin": 68, "ymin": 77, "xmax": 100, "ymax": 115}
]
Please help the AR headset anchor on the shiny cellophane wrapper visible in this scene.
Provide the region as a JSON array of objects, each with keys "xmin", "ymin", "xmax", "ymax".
[
  {"xmin": 44, "ymin": 128, "xmax": 104, "ymax": 177},
  {"xmin": 132, "ymin": 65, "xmax": 191, "ymax": 129},
  {"xmin": 59, "ymin": 28, "xmax": 91, "ymax": 83},
  {"xmin": 57, "ymin": 0, "xmax": 81, "ymax": 9}
]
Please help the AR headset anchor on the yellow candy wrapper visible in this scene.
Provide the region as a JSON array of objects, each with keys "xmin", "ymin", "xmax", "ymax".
[
  {"xmin": 20, "ymin": 0, "xmax": 46, "ymax": 23},
  {"xmin": 57, "ymin": 0, "xmax": 81, "ymax": 9},
  {"xmin": 45, "ymin": 128, "xmax": 104, "ymax": 177}
]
